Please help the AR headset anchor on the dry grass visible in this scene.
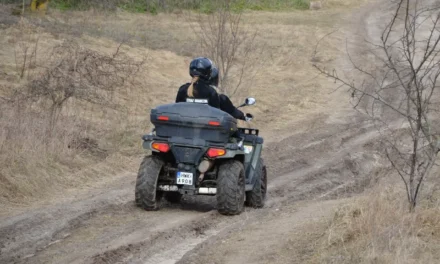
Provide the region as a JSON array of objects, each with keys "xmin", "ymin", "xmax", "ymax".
[
  {"xmin": 0, "ymin": 0, "xmax": 363, "ymax": 205},
  {"xmin": 311, "ymin": 175, "xmax": 440, "ymax": 264},
  {"xmin": 0, "ymin": 19, "xmax": 154, "ymax": 203},
  {"xmin": 45, "ymin": 0, "xmax": 367, "ymax": 13},
  {"xmin": 3, "ymin": 2, "xmax": 438, "ymax": 263}
]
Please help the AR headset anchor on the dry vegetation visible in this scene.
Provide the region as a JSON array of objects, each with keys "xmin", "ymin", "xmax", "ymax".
[
  {"xmin": 0, "ymin": 2, "xmax": 268, "ymax": 203},
  {"xmin": 1, "ymin": 0, "xmax": 439, "ymax": 262},
  {"xmin": 0, "ymin": 0, "xmax": 364, "ymax": 204},
  {"xmin": 1, "ymin": 21, "xmax": 140, "ymax": 202},
  {"xmin": 310, "ymin": 0, "xmax": 440, "ymax": 261},
  {"xmin": 311, "ymin": 175, "xmax": 440, "ymax": 263},
  {"xmin": 316, "ymin": 0, "xmax": 440, "ymax": 211}
]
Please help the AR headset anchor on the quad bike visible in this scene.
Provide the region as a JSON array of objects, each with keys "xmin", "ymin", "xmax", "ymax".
[{"xmin": 135, "ymin": 97, "xmax": 267, "ymax": 215}]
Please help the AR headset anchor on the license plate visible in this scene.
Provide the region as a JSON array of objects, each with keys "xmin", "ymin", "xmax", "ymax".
[{"xmin": 176, "ymin": 172, "xmax": 193, "ymax": 185}]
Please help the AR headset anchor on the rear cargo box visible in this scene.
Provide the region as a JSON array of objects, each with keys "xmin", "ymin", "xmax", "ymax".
[{"xmin": 151, "ymin": 103, "xmax": 237, "ymax": 143}]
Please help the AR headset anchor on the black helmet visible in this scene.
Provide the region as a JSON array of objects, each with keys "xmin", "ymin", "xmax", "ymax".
[
  {"xmin": 189, "ymin": 57, "xmax": 212, "ymax": 80},
  {"xmin": 209, "ymin": 66, "xmax": 219, "ymax": 87}
]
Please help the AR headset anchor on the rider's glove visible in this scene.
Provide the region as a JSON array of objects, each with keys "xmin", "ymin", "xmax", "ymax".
[{"xmin": 245, "ymin": 113, "xmax": 253, "ymax": 122}]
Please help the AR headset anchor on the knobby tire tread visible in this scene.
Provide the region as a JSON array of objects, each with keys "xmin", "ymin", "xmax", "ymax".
[
  {"xmin": 135, "ymin": 155, "xmax": 164, "ymax": 211},
  {"xmin": 217, "ymin": 160, "xmax": 245, "ymax": 215}
]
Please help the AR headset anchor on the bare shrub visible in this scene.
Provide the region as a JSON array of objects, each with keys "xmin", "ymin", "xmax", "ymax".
[
  {"xmin": 315, "ymin": 0, "xmax": 440, "ymax": 211},
  {"xmin": 24, "ymin": 40, "xmax": 144, "ymax": 130},
  {"xmin": 193, "ymin": 1, "xmax": 261, "ymax": 97},
  {"xmin": 12, "ymin": 19, "xmax": 40, "ymax": 80},
  {"xmin": 0, "ymin": 94, "xmax": 84, "ymax": 199},
  {"xmin": 0, "ymin": 38, "xmax": 145, "ymax": 200}
]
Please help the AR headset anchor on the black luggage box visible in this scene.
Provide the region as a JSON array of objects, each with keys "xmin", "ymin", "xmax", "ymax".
[{"xmin": 151, "ymin": 103, "xmax": 237, "ymax": 143}]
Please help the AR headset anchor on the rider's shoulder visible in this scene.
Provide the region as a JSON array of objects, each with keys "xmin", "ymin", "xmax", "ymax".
[
  {"xmin": 209, "ymin": 85, "xmax": 219, "ymax": 93},
  {"xmin": 178, "ymin": 83, "xmax": 191, "ymax": 91},
  {"xmin": 207, "ymin": 85, "xmax": 219, "ymax": 94},
  {"xmin": 219, "ymin": 93, "xmax": 230, "ymax": 101}
]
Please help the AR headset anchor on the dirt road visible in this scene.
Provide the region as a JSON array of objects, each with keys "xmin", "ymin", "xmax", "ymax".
[{"xmin": 0, "ymin": 1, "xmax": 397, "ymax": 263}]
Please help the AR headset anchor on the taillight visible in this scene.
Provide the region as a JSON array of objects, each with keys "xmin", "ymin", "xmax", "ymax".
[
  {"xmin": 207, "ymin": 148, "xmax": 226, "ymax": 158},
  {"xmin": 158, "ymin": 116, "xmax": 169, "ymax": 121},
  {"xmin": 208, "ymin": 121, "xmax": 220, "ymax": 126},
  {"xmin": 152, "ymin": 142, "xmax": 170, "ymax": 152}
]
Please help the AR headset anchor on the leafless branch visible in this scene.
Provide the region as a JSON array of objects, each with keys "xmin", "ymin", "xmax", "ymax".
[
  {"xmin": 315, "ymin": 0, "xmax": 440, "ymax": 211},
  {"xmin": 193, "ymin": 1, "xmax": 261, "ymax": 96}
]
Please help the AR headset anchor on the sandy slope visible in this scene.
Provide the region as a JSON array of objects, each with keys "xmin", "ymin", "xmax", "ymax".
[{"xmin": 0, "ymin": 1, "xmax": 404, "ymax": 263}]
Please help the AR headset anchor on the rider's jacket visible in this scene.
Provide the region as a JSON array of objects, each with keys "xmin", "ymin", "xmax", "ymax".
[
  {"xmin": 175, "ymin": 79, "xmax": 220, "ymax": 108},
  {"xmin": 175, "ymin": 81, "xmax": 245, "ymax": 121},
  {"xmin": 219, "ymin": 94, "xmax": 246, "ymax": 121}
]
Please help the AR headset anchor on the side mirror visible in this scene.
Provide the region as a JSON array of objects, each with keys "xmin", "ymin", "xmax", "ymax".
[
  {"xmin": 245, "ymin": 97, "xmax": 256, "ymax": 106},
  {"xmin": 238, "ymin": 97, "xmax": 256, "ymax": 108}
]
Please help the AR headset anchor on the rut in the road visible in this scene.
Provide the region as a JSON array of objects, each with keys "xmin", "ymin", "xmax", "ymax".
[{"xmin": 87, "ymin": 113, "xmax": 388, "ymax": 263}]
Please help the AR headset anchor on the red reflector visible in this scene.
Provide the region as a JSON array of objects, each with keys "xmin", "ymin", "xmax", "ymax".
[
  {"xmin": 152, "ymin": 142, "xmax": 170, "ymax": 152},
  {"xmin": 158, "ymin": 116, "xmax": 169, "ymax": 121},
  {"xmin": 207, "ymin": 148, "xmax": 226, "ymax": 158},
  {"xmin": 208, "ymin": 121, "xmax": 220, "ymax": 126}
]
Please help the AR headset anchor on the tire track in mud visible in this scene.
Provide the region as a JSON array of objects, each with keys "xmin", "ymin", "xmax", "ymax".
[
  {"xmin": 144, "ymin": 2, "xmax": 396, "ymax": 262},
  {"xmin": 172, "ymin": 2, "xmax": 398, "ymax": 262},
  {"xmin": 171, "ymin": 123, "xmax": 391, "ymax": 263},
  {"xmin": 0, "ymin": 184, "xmax": 135, "ymax": 264},
  {"xmin": 84, "ymin": 113, "xmax": 388, "ymax": 264},
  {"xmin": 173, "ymin": 130, "xmax": 387, "ymax": 263},
  {"xmin": 0, "ymin": 112, "xmax": 387, "ymax": 264},
  {"xmin": 90, "ymin": 211, "xmax": 233, "ymax": 264}
]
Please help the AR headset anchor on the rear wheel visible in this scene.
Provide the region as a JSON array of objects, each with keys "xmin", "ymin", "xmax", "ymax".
[
  {"xmin": 217, "ymin": 160, "xmax": 245, "ymax": 215},
  {"xmin": 135, "ymin": 156, "xmax": 164, "ymax": 211},
  {"xmin": 164, "ymin": 192, "xmax": 182, "ymax": 204},
  {"xmin": 245, "ymin": 158, "xmax": 267, "ymax": 208}
]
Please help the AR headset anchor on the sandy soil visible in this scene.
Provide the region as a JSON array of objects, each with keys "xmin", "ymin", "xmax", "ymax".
[{"xmin": 0, "ymin": 1, "xmax": 408, "ymax": 263}]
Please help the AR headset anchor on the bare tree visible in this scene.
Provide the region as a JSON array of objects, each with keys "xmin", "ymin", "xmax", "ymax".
[
  {"xmin": 315, "ymin": 0, "xmax": 440, "ymax": 211},
  {"xmin": 194, "ymin": 0, "xmax": 260, "ymax": 96}
]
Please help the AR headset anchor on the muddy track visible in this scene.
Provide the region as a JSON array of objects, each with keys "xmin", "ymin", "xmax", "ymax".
[
  {"xmin": 0, "ymin": 2, "xmax": 395, "ymax": 264},
  {"xmin": 0, "ymin": 112, "xmax": 387, "ymax": 264}
]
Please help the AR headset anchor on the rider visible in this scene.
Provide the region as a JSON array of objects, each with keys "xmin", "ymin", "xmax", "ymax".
[
  {"xmin": 176, "ymin": 57, "xmax": 251, "ymax": 122},
  {"xmin": 175, "ymin": 57, "xmax": 220, "ymax": 108},
  {"xmin": 209, "ymin": 67, "xmax": 251, "ymax": 122}
]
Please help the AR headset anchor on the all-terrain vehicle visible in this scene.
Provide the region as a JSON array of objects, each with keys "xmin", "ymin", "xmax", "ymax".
[{"xmin": 135, "ymin": 98, "xmax": 266, "ymax": 215}]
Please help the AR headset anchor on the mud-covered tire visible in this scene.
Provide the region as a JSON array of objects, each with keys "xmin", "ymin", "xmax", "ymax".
[
  {"xmin": 217, "ymin": 160, "xmax": 245, "ymax": 215},
  {"xmin": 135, "ymin": 156, "xmax": 164, "ymax": 211},
  {"xmin": 245, "ymin": 158, "xmax": 267, "ymax": 208},
  {"xmin": 164, "ymin": 192, "xmax": 182, "ymax": 204}
]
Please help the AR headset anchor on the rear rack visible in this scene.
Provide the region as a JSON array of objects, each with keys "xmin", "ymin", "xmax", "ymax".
[{"xmin": 238, "ymin": 128, "xmax": 259, "ymax": 136}]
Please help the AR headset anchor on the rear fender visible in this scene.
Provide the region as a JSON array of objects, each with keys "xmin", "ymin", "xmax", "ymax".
[
  {"xmin": 215, "ymin": 149, "xmax": 245, "ymax": 159},
  {"xmin": 244, "ymin": 144, "xmax": 263, "ymax": 190},
  {"xmin": 142, "ymin": 134, "xmax": 155, "ymax": 151},
  {"xmin": 214, "ymin": 144, "xmax": 262, "ymax": 190}
]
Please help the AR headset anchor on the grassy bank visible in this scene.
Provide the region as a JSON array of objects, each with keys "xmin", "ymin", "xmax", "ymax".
[{"xmin": 48, "ymin": 0, "xmax": 311, "ymax": 13}]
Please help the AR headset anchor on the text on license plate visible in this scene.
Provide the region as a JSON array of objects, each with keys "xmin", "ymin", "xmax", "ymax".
[{"xmin": 176, "ymin": 172, "xmax": 193, "ymax": 185}]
